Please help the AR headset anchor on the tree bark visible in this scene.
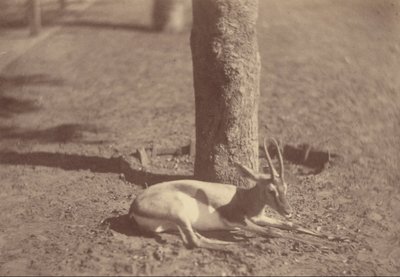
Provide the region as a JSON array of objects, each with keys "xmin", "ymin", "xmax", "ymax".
[
  {"xmin": 191, "ymin": 0, "xmax": 261, "ymax": 188},
  {"xmin": 152, "ymin": 0, "xmax": 186, "ymax": 33},
  {"xmin": 28, "ymin": 0, "xmax": 42, "ymax": 36}
]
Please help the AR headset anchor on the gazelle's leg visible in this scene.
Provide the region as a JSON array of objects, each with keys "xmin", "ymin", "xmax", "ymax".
[
  {"xmin": 243, "ymin": 217, "xmax": 335, "ymax": 247},
  {"xmin": 242, "ymin": 218, "xmax": 285, "ymax": 238},
  {"xmin": 175, "ymin": 219, "xmax": 201, "ymax": 249},
  {"xmin": 195, "ymin": 231, "xmax": 236, "ymax": 245},
  {"xmin": 252, "ymin": 214, "xmax": 329, "ymax": 239},
  {"xmin": 251, "ymin": 214, "xmax": 294, "ymax": 230},
  {"xmin": 176, "ymin": 225, "xmax": 190, "ymax": 246},
  {"xmin": 174, "ymin": 218, "xmax": 232, "ymax": 251},
  {"xmin": 176, "ymin": 222, "xmax": 233, "ymax": 251}
]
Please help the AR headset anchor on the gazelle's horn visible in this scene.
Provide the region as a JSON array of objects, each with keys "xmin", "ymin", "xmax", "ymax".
[
  {"xmin": 271, "ymin": 138, "xmax": 284, "ymax": 181},
  {"xmin": 264, "ymin": 138, "xmax": 278, "ymax": 179}
]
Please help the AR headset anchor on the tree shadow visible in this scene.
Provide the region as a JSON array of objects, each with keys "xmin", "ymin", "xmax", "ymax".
[
  {"xmin": 0, "ymin": 150, "xmax": 190, "ymax": 187},
  {"xmin": 0, "ymin": 74, "xmax": 64, "ymax": 118},
  {"xmin": 262, "ymin": 143, "xmax": 341, "ymax": 175},
  {"xmin": 0, "ymin": 123, "xmax": 107, "ymax": 144},
  {"xmin": 283, "ymin": 144, "xmax": 340, "ymax": 174},
  {"xmin": 283, "ymin": 144, "xmax": 331, "ymax": 168},
  {"xmin": 0, "ymin": 74, "xmax": 64, "ymax": 87},
  {"xmin": 0, "ymin": 96, "xmax": 39, "ymax": 118}
]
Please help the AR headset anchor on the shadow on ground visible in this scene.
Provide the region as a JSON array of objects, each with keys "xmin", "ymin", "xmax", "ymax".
[
  {"xmin": 0, "ymin": 123, "xmax": 106, "ymax": 144},
  {"xmin": 0, "ymin": 96, "xmax": 39, "ymax": 118},
  {"xmin": 0, "ymin": 74, "xmax": 64, "ymax": 118},
  {"xmin": 263, "ymin": 143, "xmax": 340, "ymax": 175},
  {"xmin": 0, "ymin": 150, "xmax": 191, "ymax": 187},
  {"xmin": 0, "ymin": 74, "xmax": 64, "ymax": 87}
]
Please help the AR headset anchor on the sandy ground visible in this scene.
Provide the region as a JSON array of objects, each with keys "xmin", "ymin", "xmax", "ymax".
[{"xmin": 0, "ymin": 0, "xmax": 399, "ymax": 275}]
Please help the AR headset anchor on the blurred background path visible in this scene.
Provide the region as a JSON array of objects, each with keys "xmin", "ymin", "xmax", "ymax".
[{"xmin": 0, "ymin": 0, "xmax": 96, "ymax": 71}]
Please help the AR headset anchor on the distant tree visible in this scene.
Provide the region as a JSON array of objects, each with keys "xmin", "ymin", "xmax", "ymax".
[
  {"xmin": 27, "ymin": 0, "xmax": 42, "ymax": 36},
  {"xmin": 152, "ymin": 0, "xmax": 186, "ymax": 33},
  {"xmin": 59, "ymin": 0, "xmax": 66, "ymax": 10},
  {"xmin": 191, "ymin": 0, "xmax": 261, "ymax": 188}
]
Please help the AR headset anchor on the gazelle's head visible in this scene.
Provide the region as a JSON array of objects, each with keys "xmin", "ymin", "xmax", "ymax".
[{"xmin": 236, "ymin": 138, "xmax": 292, "ymax": 218}]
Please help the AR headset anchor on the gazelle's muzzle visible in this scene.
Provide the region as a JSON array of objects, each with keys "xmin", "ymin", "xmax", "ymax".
[
  {"xmin": 284, "ymin": 212, "xmax": 292, "ymax": 219},
  {"xmin": 278, "ymin": 197, "xmax": 292, "ymax": 219}
]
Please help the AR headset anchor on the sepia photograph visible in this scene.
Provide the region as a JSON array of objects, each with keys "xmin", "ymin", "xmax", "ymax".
[{"xmin": 0, "ymin": 0, "xmax": 399, "ymax": 275}]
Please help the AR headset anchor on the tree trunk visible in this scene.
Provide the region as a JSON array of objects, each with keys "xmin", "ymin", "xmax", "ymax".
[
  {"xmin": 28, "ymin": 0, "xmax": 41, "ymax": 36},
  {"xmin": 152, "ymin": 0, "xmax": 186, "ymax": 33},
  {"xmin": 191, "ymin": 0, "xmax": 261, "ymax": 188}
]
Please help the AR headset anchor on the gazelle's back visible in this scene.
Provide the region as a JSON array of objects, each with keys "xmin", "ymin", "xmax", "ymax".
[{"xmin": 137, "ymin": 180, "xmax": 237, "ymax": 207}]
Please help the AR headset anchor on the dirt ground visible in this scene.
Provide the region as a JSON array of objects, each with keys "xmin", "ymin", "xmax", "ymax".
[{"xmin": 0, "ymin": 0, "xmax": 399, "ymax": 275}]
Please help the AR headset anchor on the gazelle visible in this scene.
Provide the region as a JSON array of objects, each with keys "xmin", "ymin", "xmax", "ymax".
[{"xmin": 129, "ymin": 138, "xmax": 294, "ymax": 249}]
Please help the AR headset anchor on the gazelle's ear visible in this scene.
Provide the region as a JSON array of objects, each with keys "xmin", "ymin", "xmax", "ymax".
[{"xmin": 234, "ymin": 162, "xmax": 260, "ymax": 181}]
